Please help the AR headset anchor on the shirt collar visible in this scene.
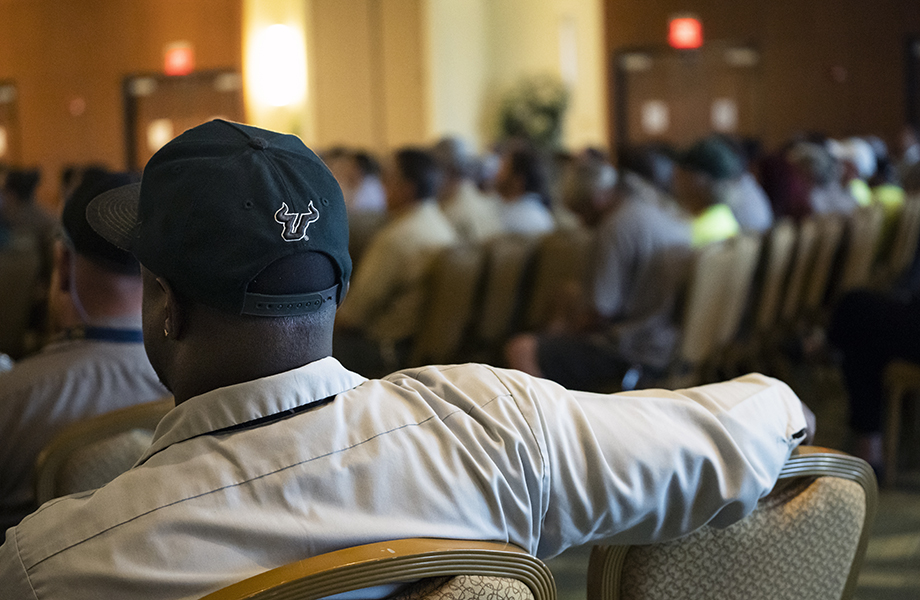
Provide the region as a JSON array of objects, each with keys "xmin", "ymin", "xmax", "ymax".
[{"xmin": 137, "ymin": 356, "xmax": 366, "ymax": 463}]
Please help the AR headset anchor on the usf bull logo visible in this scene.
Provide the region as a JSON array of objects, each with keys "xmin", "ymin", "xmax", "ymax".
[{"xmin": 274, "ymin": 201, "xmax": 320, "ymax": 242}]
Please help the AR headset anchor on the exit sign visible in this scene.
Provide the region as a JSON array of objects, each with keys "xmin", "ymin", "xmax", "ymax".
[{"xmin": 669, "ymin": 16, "xmax": 703, "ymax": 50}]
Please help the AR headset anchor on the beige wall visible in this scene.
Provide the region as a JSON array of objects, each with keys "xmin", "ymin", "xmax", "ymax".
[
  {"xmin": 425, "ymin": 0, "xmax": 609, "ymax": 150},
  {"xmin": 305, "ymin": 0, "xmax": 427, "ymax": 153}
]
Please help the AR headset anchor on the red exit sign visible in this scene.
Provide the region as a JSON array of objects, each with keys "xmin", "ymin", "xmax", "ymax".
[
  {"xmin": 669, "ymin": 16, "xmax": 703, "ymax": 50},
  {"xmin": 164, "ymin": 42, "xmax": 195, "ymax": 76}
]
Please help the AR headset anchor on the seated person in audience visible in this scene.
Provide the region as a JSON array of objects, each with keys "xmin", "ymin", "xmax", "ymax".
[
  {"xmin": 494, "ymin": 141, "xmax": 556, "ymax": 235},
  {"xmin": 506, "ymin": 146, "xmax": 693, "ymax": 392},
  {"xmin": 2, "ymin": 168, "xmax": 58, "ymax": 336},
  {"xmin": 0, "ymin": 120, "xmax": 812, "ymax": 600},
  {"xmin": 829, "ymin": 137, "xmax": 875, "ymax": 207},
  {"xmin": 790, "ymin": 141, "xmax": 859, "ymax": 215},
  {"xmin": 0, "ymin": 171, "xmax": 167, "ymax": 532},
  {"xmin": 323, "ymin": 147, "xmax": 387, "ymax": 215},
  {"xmin": 713, "ymin": 136, "xmax": 773, "ymax": 233},
  {"xmin": 897, "ymin": 124, "xmax": 920, "ymax": 183},
  {"xmin": 674, "ymin": 137, "xmax": 742, "ymax": 247},
  {"xmin": 827, "ymin": 288, "xmax": 920, "ymax": 473},
  {"xmin": 760, "ymin": 143, "xmax": 813, "ymax": 220},
  {"xmin": 431, "ymin": 136, "xmax": 502, "ymax": 244},
  {"xmin": 334, "ymin": 148, "xmax": 458, "ymax": 376}
]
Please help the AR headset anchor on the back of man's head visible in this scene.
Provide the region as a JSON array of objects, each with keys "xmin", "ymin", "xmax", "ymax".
[
  {"xmin": 431, "ymin": 137, "xmax": 475, "ymax": 180},
  {"xmin": 86, "ymin": 120, "xmax": 352, "ymax": 399},
  {"xmin": 507, "ymin": 143, "xmax": 547, "ymax": 196},
  {"xmin": 62, "ymin": 170, "xmax": 141, "ymax": 276},
  {"xmin": 3, "ymin": 168, "xmax": 41, "ymax": 203},
  {"xmin": 394, "ymin": 148, "xmax": 441, "ymax": 201}
]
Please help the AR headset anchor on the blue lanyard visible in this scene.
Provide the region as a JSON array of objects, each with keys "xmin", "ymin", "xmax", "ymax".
[{"xmin": 82, "ymin": 326, "xmax": 144, "ymax": 343}]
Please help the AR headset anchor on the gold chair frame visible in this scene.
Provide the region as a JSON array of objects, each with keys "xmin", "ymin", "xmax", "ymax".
[{"xmin": 200, "ymin": 538, "xmax": 556, "ymax": 600}]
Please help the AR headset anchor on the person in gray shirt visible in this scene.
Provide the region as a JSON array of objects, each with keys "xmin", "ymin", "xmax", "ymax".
[
  {"xmin": 0, "ymin": 170, "xmax": 166, "ymax": 531},
  {"xmin": 506, "ymin": 146, "xmax": 692, "ymax": 391}
]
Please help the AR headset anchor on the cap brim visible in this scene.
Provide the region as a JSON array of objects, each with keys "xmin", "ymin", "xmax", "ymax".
[{"xmin": 85, "ymin": 182, "xmax": 142, "ymax": 252}]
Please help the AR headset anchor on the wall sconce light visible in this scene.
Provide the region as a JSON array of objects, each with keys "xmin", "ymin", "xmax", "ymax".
[{"xmin": 249, "ymin": 24, "xmax": 306, "ymax": 107}]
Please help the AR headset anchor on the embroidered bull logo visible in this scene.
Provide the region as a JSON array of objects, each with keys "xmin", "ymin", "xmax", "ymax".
[{"xmin": 274, "ymin": 201, "xmax": 320, "ymax": 242}]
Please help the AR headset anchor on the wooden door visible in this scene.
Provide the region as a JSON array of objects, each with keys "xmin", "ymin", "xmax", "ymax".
[
  {"xmin": 614, "ymin": 42, "xmax": 762, "ymax": 148},
  {"xmin": 124, "ymin": 71, "xmax": 244, "ymax": 170}
]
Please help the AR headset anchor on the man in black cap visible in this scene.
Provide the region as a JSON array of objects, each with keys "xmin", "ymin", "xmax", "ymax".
[
  {"xmin": 0, "ymin": 170, "xmax": 166, "ymax": 532},
  {"xmin": 0, "ymin": 120, "xmax": 810, "ymax": 600}
]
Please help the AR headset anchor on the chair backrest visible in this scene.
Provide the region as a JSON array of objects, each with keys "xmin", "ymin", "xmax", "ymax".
[
  {"xmin": 836, "ymin": 205, "xmax": 885, "ymax": 295},
  {"xmin": 476, "ymin": 235, "xmax": 541, "ymax": 345},
  {"xmin": 411, "ymin": 245, "xmax": 485, "ymax": 366},
  {"xmin": 801, "ymin": 214, "xmax": 846, "ymax": 316},
  {"xmin": 0, "ymin": 234, "xmax": 41, "ymax": 358},
  {"xmin": 199, "ymin": 538, "xmax": 556, "ymax": 600},
  {"xmin": 672, "ymin": 241, "xmax": 736, "ymax": 382},
  {"xmin": 753, "ymin": 219, "xmax": 797, "ymax": 333},
  {"xmin": 525, "ymin": 228, "xmax": 594, "ymax": 330},
  {"xmin": 714, "ymin": 233, "xmax": 763, "ymax": 350},
  {"xmin": 780, "ymin": 217, "xmax": 820, "ymax": 323},
  {"xmin": 34, "ymin": 396, "xmax": 174, "ymax": 504},
  {"xmin": 587, "ymin": 446, "xmax": 878, "ymax": 600},
  {"xmin": 881, "ymin": 195, "xmax": 920, "ymax": 285}
]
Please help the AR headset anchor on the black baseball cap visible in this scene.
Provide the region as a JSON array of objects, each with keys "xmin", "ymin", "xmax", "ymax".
[
  {"xmin": 86, "ymin": 119, "xmax": 351, "ymax": 317},
  {"xmin": 61, "ymin": 169, "xmax": 141, "ymax": 275}
]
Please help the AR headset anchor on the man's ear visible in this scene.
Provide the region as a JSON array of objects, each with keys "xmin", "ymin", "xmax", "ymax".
[{"xmin": 158, "ymin": 277, "xmax": 185, "ymax": 340}]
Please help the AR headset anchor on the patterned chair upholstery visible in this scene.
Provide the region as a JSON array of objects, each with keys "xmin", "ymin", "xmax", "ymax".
[
  {"xmin": 34, "ymin": 397, "xmax": 174, "ymax": 504},
  {"xmin": 200, "ymin": 538, "xmax": 555, "ymax": 600},
  {"xmin": 587, "ymin": 446, "xmax": 877, "ymax": 600}
]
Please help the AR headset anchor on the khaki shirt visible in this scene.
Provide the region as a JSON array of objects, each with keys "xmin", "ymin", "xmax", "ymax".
[
  {"xmin": 338, "ymin": 201, "xmax": 459, "ymax": 342},
  {"xmin": 0, "ymin": 358, "xmax": 806, "ymax": 600}
]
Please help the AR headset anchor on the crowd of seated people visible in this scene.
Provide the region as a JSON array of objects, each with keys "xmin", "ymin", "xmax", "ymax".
[
  {"xmin": 0, "ymin": 120, "xmax": 917, "ymax": 597},
  {"xmin": 0, "ymin": 121, "xmax": 813, "ymax": 599},
  {"xmin": 324, "ymin": 131, "xmax": 920, "ymax": 462}
]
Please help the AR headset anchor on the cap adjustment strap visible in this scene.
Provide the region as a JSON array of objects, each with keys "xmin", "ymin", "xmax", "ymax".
[{"xmin": 241, "ymin": 284, "xmax": 339, "ymax": 317}]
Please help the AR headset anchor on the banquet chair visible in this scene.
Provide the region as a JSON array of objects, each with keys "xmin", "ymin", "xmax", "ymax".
[
  {"xmin": 410, "ymin": 245, "xmax": 485, "ymax": 366},
  {"xmin": 0, "ymin": 234, "xmax": 41, "ymax": 358},
  {"xmin": 665, "ymin": 240, "xmax": 735, "ymax": 388},
  {"xmin": 875, "ymin": 195, "xmax": 920, "ymax": 288},
  {"xmin": 474, "ymin": 235, "xmax": 541, "ymax": 355},
  {"xmin": 836, "ymin": 205, "xmax": 885, "ymax": 296},
  {"xmin": 525, "ymin": 228, "xmax": 594, "ymax": 331},
  {"xmin": 587, "ymin": 446, "xmax": 877, "ymax": 600},
  {"xmin": 800, "ymin": 214, "xmax": 846, "ymax": 322},
  {"xmin": 710, "ymin": 233, "xmax": 763, "ymax": 373},
  {"xmin": 883, "ymin": 359, "xmax": 920, "ymax": 487},
  {"xmin": 34, "ymin": 396, "xmax": 174, "ymax": 503},
  {"xmin": 200, "ymin": 538, "xmax": 556, "ymax": 600},
  {"xmin": 779, "ymin": 216, "xmax": 820, "ymax": 325}
]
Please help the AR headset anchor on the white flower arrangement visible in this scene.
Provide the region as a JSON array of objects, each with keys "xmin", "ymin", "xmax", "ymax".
[{"xmin": 499, "ymin": 74, "xmax": 569, "ymax": 148}]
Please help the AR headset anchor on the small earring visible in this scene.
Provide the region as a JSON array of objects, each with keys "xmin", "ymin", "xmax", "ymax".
[{"xmin": 164, "ymin": 328, "xmax": 168, "ymax": 338}]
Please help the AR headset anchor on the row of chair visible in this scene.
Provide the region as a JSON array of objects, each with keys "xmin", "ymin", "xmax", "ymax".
[{"xmin": 400, "ymin": 196, "xmax": 920, "ymax": 390}]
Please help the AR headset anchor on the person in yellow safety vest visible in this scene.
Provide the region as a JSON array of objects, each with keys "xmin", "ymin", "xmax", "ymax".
[{"xmin": 673, "ymin": 136, "xmax": 741, "ymax": 247}]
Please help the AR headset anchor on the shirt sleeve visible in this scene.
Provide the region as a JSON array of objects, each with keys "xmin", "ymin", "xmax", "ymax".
[
  {"xmin": 0, "ymin": 528, "xmax": 38, "ymax": 599},
  {"xmin": 494, "ymin": 370, "xmax": 807, "ymax": 558}
]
